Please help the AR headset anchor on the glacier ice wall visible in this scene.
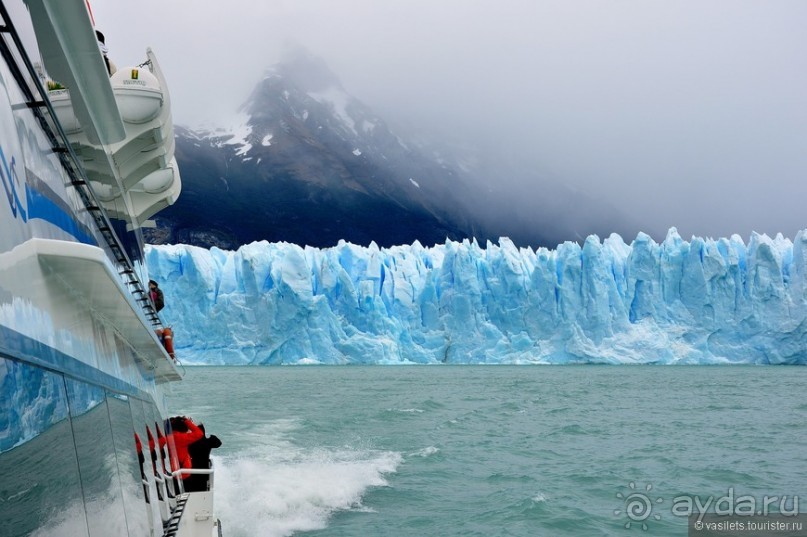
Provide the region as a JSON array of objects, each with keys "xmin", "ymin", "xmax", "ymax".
[{"xmin": 145, "ymin": 229, "xmax": 807, "ymax": 365}]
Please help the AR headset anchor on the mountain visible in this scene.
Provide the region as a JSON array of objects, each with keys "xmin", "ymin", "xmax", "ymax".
[
  {"xmin": 145, "ymin": 229, "xmax": 807, "ymax": 365},
  {"xmin": 146, "ymin": 51, "xmax": 488, "ymax": 249},
  {"xmin": 145, "ymin": 50, "xmax": 637, "ymax": 250}
]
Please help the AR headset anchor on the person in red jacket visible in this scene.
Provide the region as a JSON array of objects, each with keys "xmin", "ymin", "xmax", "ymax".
[{"xmin": 167, "ymin": 416, "xmax": 203, "ymax": 485}]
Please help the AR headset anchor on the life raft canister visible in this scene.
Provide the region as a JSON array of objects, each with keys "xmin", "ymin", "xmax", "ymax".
[
  {"xmin": 163, "ymin": 327, "xmax": 175, "ymax": 359},
  {"xmin": 110, "ymin": 66, "xmax": 163, "ymax": 123}
]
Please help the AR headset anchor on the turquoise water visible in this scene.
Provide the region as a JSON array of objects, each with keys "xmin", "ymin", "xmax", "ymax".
[{"xmin": 168, "ymin": 366, "xmax": 807, "ymax": 536}]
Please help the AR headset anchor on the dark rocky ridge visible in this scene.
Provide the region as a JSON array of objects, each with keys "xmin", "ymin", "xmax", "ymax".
[{"xmin": 146, "ymin": 52, "xmax": 636, "ymax": 250}]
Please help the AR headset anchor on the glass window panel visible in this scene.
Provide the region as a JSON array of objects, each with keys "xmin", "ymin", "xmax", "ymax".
[
  {"xmin": 106, "ymin": 392, "xmax": 150, "ymax": 536},
  {"xmin": 143, "ymin": 422, "xmax": 169, "ymax": 521},
  {"xmin": 64, "ymin": 379, "xmax": 128, "ymax": 537},
  {"xmin": 128, "ymin": 398, "xmax": 161, "ymax": 529},
  {"xmin": 0, "ymin": 357, "xmax": 89, "ymax": 537},
  {"xmin": 146, "ymin": 405, "xmax": 178, "ymax": 503}
]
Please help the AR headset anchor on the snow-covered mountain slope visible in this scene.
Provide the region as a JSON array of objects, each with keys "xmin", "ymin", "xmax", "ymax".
[
  {"xmin": 146, "ymin": 228, "xmax": 807, "ymax": 365},
  {"xmin": 146, "ymin": 51, "xmax": 633, "ymax": 250},
  {"xmin": 146, "ymin": 52, "xmax": 486, "ymax": 249}
]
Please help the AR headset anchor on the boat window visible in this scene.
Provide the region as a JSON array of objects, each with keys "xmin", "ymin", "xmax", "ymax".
[
  {"xmin": 128, "ymin": 397, "xmax": 161, "ymax": 528},
  {"xmin": 147, "ymin": 405, "xmax": 178, "ymax": 501},
  {"xmin": 64, "ymin": 378, "xmax": 129, "ymax": 537},
  {"xmin": 107, "ymin": 391, "xmax": 151, "ymax": 536},
  {"xmin": 0, "ymin": 357, "xmax": 89, "ymax": 537},
  {"xmin": 159, "ymin": 408, "xmax": 181, "ymax": 493}
]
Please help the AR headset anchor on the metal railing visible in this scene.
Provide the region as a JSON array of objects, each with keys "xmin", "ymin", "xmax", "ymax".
[{"xmin": 171, "ymin": 467, "xmax": 216, "ymax": 494}]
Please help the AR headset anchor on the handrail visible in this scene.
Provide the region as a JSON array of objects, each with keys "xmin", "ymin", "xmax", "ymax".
[
  {"xmin": 153, "ymin": 469, "xmax": 170, "ymax": 491},
  {"xmin": 171, "ymin": 468, "xmax": 214, "ymax": 477},
  {"xmin": 172, "ymin": 466, "xmax": 215, "ymax": 495},
  {"xmin": 0, "ymin": 2, "xmax": 166, "ymax": 331}
]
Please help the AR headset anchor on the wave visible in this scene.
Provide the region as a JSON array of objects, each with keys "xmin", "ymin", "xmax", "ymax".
[
  {"xmin": 214, "ymin": 446, "xmax": 402, "ymax": 537},
  {"xmin": 409, "ymin": 446, "xmax": 440, "ymax": 458}
]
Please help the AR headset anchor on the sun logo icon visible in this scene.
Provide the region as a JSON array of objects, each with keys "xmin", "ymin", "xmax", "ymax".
[{"xmin": 614, "ymin": 482, "xmax": 663, "ymax": 530}]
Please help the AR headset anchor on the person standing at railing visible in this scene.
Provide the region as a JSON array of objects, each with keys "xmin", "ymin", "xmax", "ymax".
[
  {"xmin": 95, "ymin": 30, "xmax": 117, "ymax": 76},
  {"xmin": 184, "ymin": 423, "xmax": 222, "ymax": 492},
  {"xmin": 167, "ymin": 416, "xmax": 203, "ymax": 487},
  {"xmin": 148, "ymin": 279, "xmax": 164, "ymax": 312}
]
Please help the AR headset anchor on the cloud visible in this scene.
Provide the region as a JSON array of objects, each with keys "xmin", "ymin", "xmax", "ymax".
[{"xmin": 89, "ymin": 0, "xmax": 807, "ymax": 241}]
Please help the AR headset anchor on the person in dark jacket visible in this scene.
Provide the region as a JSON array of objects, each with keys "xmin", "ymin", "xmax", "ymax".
[
  {"xmin": 184, "ymin": 423, "xmax": 222, "ymax": 492},
  {"xmin": 148, "ymin": 279, "xmax": 164, "ymax": 312},
  {"xmin": 95, "ymin": 30, "xmax": 116, "ymax": 76}
]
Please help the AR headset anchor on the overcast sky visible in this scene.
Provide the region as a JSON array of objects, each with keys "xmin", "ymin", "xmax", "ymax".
[{"xmin": 90, "ymin": 0, "xmax": 807, "ymax": 242}]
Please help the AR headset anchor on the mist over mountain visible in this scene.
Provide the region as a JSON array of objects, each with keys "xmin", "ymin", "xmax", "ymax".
[{"xmin": 146, "ymin": 50, "xmax": 636, "ymax": 249}]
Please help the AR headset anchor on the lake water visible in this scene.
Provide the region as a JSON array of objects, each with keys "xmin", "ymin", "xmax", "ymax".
[{"xmin": 167, "ymin": 366, "xmax": 807, "ymax": 536}]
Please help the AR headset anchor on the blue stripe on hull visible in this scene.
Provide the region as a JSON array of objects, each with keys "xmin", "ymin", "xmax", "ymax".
[
  {"xmin": 0, "ymin": 323, "xmax": 152, "ymax": 401},
  {"xmin": 26, "ymin": 185, "xmax": 97, "ymax": 245}
]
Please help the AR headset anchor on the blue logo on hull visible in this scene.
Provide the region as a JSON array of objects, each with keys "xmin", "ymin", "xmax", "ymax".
[{"xmin": 0, "ymin": 145, "xmax": 26, "ymax": 222}]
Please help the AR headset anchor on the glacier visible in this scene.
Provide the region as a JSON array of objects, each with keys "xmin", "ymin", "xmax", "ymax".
[{"xmin": 145, "ymin": 229, "xmax": 807, "ymax": 365}]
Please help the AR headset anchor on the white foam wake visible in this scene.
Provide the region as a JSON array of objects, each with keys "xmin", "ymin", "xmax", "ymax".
[{"xmin": 214, "ymin": 446, "xmax": 402, "ymax": 537}]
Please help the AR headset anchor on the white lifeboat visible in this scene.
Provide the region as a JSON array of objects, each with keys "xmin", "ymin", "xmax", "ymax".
[
  {"xmin": 43, "ymin": 48, "xmax": 179, "ymax": 228},
  {"xmin": 47, "ymin": 87, "xmax": 81, "ymax": 133},
  {"xmin": 139, "ymin": 166, "xmax": 175, "ymax": 194},
  {"xmin": 110, "ymin": 67, "xmax": 163, "ymax": 124},
  {"xmin": 130, "ymin": 157, "xmax": 181, "ymax": 223}
]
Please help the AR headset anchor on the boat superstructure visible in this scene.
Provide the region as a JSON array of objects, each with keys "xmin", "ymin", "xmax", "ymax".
[{"xmin": 0, "ymin": 1, "xmax": 218, "ymax": 536}]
